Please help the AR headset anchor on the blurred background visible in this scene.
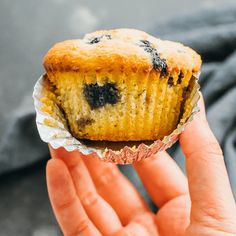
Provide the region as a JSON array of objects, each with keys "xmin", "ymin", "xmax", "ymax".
[{"xmin": 1, "ymin": 0, "xmax": 236, "ymax": 235}]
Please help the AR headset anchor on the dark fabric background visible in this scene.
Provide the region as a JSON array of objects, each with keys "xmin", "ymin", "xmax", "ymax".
[{"xmin": 0, "ymin": 3, "xmax": 236, "ymax": 236}]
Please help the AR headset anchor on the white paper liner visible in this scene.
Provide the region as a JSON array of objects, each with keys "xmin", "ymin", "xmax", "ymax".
[{"xmin": 33, "ymin": 75, "xmax": 200, "ymax": 164}]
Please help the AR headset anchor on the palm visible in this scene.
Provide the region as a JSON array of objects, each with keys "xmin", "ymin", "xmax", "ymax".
[
  {"xmin": 46, "ymin": 97, "xmax": 236, "ymax": 236},
  {"xmin": 47, "ymin": 148, "xmax": 188, "ymax": 236}
]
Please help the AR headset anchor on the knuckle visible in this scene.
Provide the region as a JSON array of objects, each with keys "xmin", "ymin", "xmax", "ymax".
[
  {"xmin": 57, "ymin": 197, "xmax": 77, "ymax": 211},
  {"xmin": 198, "ymin": 204, "xmax": 223, "ymax": 223},
  {"xmin": 201, "ymin": 141, "xmax": 223, "ymax": 157},
  {"xmin": 69, "ymin": 218, "xmax": 90, "ymax": 236},
  {"xmin": 191, "ymin": 202, "xmax": 236, "ymax": 230},
  {"xmin": 68, "ymin": 156, "xmax": 84, "ymax": 169},
  {"xmin": 188, "ymin": 141, "xmax": 223, "ymax": 160},
  {"xmin": 80, "ymin": 191, "xmax": 99, "ymax": 207},
  {"xmin": 96, "ymin": 166, "xmax": 121, "ymax": 187}
]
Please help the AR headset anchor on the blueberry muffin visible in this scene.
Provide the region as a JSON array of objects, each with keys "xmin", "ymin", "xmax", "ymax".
[{"xmin": 42, "ymin": 28, "xmax": 201, "ymax": 141}]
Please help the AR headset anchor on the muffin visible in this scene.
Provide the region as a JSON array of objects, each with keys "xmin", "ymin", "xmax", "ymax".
[{"xmin": 42, "ymin": 28, "xmax": 201, "ymax": 141}]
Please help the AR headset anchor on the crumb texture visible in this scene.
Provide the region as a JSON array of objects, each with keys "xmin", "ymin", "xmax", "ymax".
[{"xmin": 41, "ymin": 71, "xmax": 197, "ymax": 141}]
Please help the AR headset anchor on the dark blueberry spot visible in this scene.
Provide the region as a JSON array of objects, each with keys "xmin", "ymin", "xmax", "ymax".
[
  {"xmin": 83, "ymin": 82, "xmax": 119, "ymax": 109},
  {"xmin": 144, "ymin": 47, "xmax": 154, "ymax": 53},
  {"xmin": 177, "ymin": 72, "xmax": 184, "ymax": 84},
  {"xmin": 139, "ymin": 40, "xmax": 167, "ymax": 76},
  {"xmin": 89, "ymin": 37, "xmax": 100, "ymax": 44},
  {"xmin": 77, "ymin": 117, "xmax": 95, "ymax": 128},
  {"xmin": 152, "ymin": 52, "xmax": 167, "ymax": 75},
  {"xmin": 88, "ymin": 34, "xmax": 111, "ymax": 44},
  {"xmin": 140, "ymin": 40, "xmax": 152, "ymax": 47},
  {"xmin": 168, "ymin": 77, "xmax": 174, "ymax": 87}
]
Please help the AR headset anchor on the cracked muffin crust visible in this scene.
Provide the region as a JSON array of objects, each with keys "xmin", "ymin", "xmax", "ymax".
[{"xmin": 42, "ymin": 28, "xmax": 201, "ymax": 141}]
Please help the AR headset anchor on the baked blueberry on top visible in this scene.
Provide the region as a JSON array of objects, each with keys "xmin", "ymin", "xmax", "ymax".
[
  {"xmin": 87, "ymin": 34, "xmax": 112, "ymax": 44},
  {"xmin": 139, "ymin": 40, "xmax": 167, "ymax": 75},
  {"xmin": 42, "ymin": 28, "xmax": 201, "ymax": 141}
]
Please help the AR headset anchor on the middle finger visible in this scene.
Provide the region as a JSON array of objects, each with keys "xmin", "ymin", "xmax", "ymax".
[{"xmin": 83, "ymin": 154, "xmax": 149, "ymax": 225}]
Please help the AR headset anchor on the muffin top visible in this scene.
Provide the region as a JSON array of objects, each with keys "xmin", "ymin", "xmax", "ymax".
[{"xmin": 43, "ymin": 28, "xmax": 201, "ymax": 75}]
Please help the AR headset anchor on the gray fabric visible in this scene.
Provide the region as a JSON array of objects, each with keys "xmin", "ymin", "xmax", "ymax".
[
  {"xmin": 0, "ymin": 3, "xmax": 236, "ymax": 235},
  {"xmin": 0, "ymin": 94, "xmax": 48, "ymax": 175}
]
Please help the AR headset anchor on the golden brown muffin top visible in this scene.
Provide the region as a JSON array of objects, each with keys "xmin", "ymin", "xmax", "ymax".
[{"xmin": 43, "ymin": 28, "xmax": 201, "ymax": 74}]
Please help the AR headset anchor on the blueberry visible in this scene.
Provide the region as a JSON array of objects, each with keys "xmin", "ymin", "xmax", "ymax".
[
  {"xmin": 168, "ymin": 77, "xmax": 174, "ymax": 87},
  {"xmin": 144, "ymin": 47, "xmax": 154, "ymax": 54},
  {"xmin": 139, "ymin": 40, "xmax": 167, "ymax": 76},
  {"xmin": 140, "ymin": 40, "xmax": 151, "ymax": 47},
  {"xmin": 89, "ymin": 37, "xmax": 100, "ymax": 44},
  {"xmin": 88, "ymin": 34, "xmax": 111, "ymax": 44},
  {"xmin": 152, "ymin": 52, "xmax": 167, "ymax": 75},
  {"xmin": 83, "ymin": 82, "xmax": 119, "ymax": 109},
  {"xmin": 177, "ymin": 72, "xmax": 184, "ymax": 84},
  {"xmin": 77, "ymin": 117, "xmax": 95, "ymax": 128}
]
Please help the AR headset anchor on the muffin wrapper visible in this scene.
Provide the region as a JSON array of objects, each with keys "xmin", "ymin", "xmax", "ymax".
[{"xmin": 33, "ymin": 75, "xmax": 200, "ymax": 164}]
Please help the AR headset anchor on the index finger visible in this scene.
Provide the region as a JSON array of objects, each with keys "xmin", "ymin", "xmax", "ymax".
[
  {"xmin": 47, "ymin": 159, "xmax": 101, "ymax": 236},
  {"xmin": 180, "ymin": 95, "xmax": 236, "ymax": 221}
]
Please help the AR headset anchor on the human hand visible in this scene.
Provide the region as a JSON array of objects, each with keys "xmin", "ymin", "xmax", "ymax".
[{"xmin": 46, "ymin": 96, "xmax": 236, "ymax": 236}]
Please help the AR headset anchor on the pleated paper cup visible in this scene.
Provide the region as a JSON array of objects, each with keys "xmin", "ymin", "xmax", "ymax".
[{"xmin": 33, "ymin": 74, "xmax": 200, "ymax": 164}]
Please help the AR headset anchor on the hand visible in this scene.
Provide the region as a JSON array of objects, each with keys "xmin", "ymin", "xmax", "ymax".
[{"xmin": 46, "ymin": 96, "xmax": 236, "ymax": 236}]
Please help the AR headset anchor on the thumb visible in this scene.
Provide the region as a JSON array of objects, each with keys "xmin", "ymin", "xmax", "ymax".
[{"xmin": 180, "ymin": 94, "xmax": 236, "ymax": 233}]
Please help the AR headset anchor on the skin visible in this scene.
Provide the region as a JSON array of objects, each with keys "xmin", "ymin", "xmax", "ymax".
[{"xmin": 46, "ymin": 96, "xmax": 236, "ymax": 236}]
